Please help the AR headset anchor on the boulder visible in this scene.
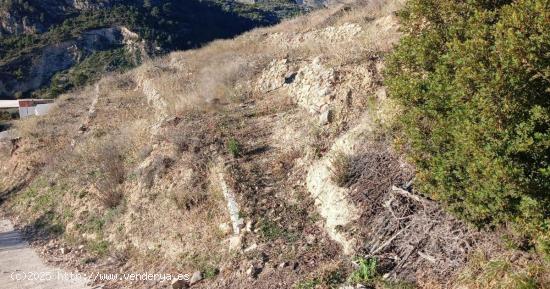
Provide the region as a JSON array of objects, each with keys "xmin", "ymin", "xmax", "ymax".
[
  {"xmin": 189, "ymin": 271, "xmax": 202, "ymax": 285},
  {"xmin": 319, "ymin": 109, "xmax": 333, "ymax": 125}
]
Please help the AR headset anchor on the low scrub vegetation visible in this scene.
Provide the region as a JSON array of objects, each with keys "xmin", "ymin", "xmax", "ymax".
[
  {"xmin": 44, "ymin": 48, "xmax": 136, "ymax": 98},
  {"xmin": 348, "ymin": 257, "xmax": 378, "ymax": 285},
  {"xmin": 385, "ymin": 0, "xmax": 549, "ymax": 256},
  {"xmin": 457, "ymin": 250, "xmax": 548, "ymax": 289},
  {"xmin": 85, "ymin": 137, "xmax": 128, "ymax": 208},
  {"xmin": 227, "ymin": 137, "xmax": 242, "ymax": 158},
  {"xmin": 330, "ymin": 152, "xmax": 354, "ymax": 187}
]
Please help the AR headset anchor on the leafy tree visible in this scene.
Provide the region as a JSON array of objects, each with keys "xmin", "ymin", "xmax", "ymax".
[{"xmin": 385, "ymin": 0, "xmax": 549, "ymax": 253}]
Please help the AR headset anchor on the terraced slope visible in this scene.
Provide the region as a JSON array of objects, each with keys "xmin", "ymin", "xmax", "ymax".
[{"xmin": 0, "ymin": 0, "xmax": 547, "ymax": 288}]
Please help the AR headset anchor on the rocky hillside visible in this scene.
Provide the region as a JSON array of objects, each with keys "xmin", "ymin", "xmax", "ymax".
[
  {"xmin": 0, "ymin": 0, "xmax": 309, "ymax": 37},
  {"xmin": 0, "ymin": 0, "xmax": 110, "ymax": 36},
  {"xmin": 0, "ymin": 0, "xmax": 547, "ymax": 289},
  {"xmin": 0, "ymin": 0, "xmax": 304, "ymax": 100}
]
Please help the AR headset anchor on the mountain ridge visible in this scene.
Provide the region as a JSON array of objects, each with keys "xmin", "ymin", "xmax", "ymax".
[{"xmin": 0, "ymin": 0, "xmax": 307, "ymax": 100}]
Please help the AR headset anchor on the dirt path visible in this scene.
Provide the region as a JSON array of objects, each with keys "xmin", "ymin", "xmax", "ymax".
[{"xmin": 0, "ymin": 219, "xmax": 91, "ymax": 289}]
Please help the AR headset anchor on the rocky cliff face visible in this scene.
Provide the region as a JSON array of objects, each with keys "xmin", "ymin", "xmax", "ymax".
[
  {"xmin": 0, "ymin": 0, "xmax": 306, "ymax": 99},
  {"xmin": 0, "ymin": 26, "xmax": 143, "ymax": 98}
]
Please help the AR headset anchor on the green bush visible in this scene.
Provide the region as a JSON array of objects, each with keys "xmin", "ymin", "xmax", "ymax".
[
  {"xmin": 385, "ymin": 0, "xmax": 549, "ymax": 246},
  {"xmin": 227, "ymin": 138, "xmax": 241, "ymax": 157},
  {"xmin": 348, "ymin": 257, "xmax": 378, "ymax": 285}
]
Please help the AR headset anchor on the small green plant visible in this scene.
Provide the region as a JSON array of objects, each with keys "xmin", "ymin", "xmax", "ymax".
[
  {"xmin": 88, "ymin": 239, "xmax": 110, "ymax": 256},
  {"xmin": 330, "ymin": 152, "xmax": 353, "ymax": 187},
  {"xmin": 258, "ymin": 219, "xmax": 285, "ymax": 241},
  {"xmin": 13, "ymin": 67, "xmax": 24, "ymax": 80},
  {"xmin": 202, "ymin": 265, "xmax": 219, "ymax": 279},
  {"xmin": 348, "ymin": 257, "xmax": 378, "ymax": 285},
  {"xmin": 295, "ymin": 279, "xmax": 320, "ymax": 289},
  {"xmin": 83, "ymin": 215, "xmax": 106, "ymax": 234},
  {"xmin": 457, "ymin": 251, "xmax": 544, "ymax": 289},
  {"xmin": 294, "ymin": 268, "xmax": 345, "ymax": 289},
  {"xmin": 33, "ymin": 194, "xmax": 53, "ymax": 212},
  {"xmin": 226, "ymin": 138, "xmax": 241, "ymax": 157},
  {"xmin": 320, "ymin": 269, "xmax": 346, "ymax": 288}
]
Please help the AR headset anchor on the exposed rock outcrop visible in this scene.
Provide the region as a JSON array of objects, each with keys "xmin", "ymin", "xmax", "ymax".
[{"xmin": 0, "ymin": 26, "xmax": 142, "ymax": 98}]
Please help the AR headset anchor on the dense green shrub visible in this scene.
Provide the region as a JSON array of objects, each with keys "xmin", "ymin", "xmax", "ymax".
[{"xmin": 385, "ymin": 0, "xmax": 549, "ymax": 248}]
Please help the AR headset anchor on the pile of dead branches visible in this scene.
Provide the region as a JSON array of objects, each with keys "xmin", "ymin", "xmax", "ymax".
[{"xmin": 348, "ymin": 142, "xmax": 485, "ymax": 284}]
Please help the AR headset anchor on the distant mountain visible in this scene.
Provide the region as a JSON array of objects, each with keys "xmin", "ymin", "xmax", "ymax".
[{"xmin": 0, "ymin": 0, "xmax": 306, "ymax": 99}]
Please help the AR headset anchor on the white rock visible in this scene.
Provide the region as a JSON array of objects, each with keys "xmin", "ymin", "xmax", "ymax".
[
  {"xmin": 245, "ymin": 220, "xmax": 253, "ymax": 232},
  {"xmin": 287, "ymin": 57, "xmax": 336, "ymax": 113},
  {"xmin": 246, "ymin": 265, "xmax": 261, "ymax": 278},
  {"xmin": 189, "ymin": 271, "xmax": 202, "ymax": 285},
  {"xmin": 319, "ymin": 109, "xmax": 333, "ymax": 125},
  {"xmin": 218, "ymin": 223, "xmax": 231, "ymax": 235},
  {"xmin": 243, "ymin": 243, "xmax": 258, "ymax": 253},
  {"xmin": 229, "ymin": 235, "xmax": 242, "ymax": 251},
  {"xmin": 257, "ymin": 59, "xmax": 290, "ymax": 92}
]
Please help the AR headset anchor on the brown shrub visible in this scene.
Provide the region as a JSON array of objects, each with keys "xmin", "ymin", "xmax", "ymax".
[
  {"xmin": 170, "ymin": 157, "xmax": 210, "ymax": 212},
  {"xmin": 330, "ymin": 152, "xmax": 354, "ymax": 187},
  {"xmin": 348, "ymin": 141, "xmax": 412, "ymax": 195},
  {"xmin": 84, "ymin": 135, "xmax": 128, "ymax": 208}
]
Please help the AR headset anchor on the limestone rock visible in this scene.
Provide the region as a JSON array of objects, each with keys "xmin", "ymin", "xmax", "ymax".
[
  {"xmin": 189, "ymin": 271, "xmax": 202, "ymax": 285},
  {"xmin": 246, "ymin": 264, "xmax": 262, "ymax": 279},
  {"xmin": 288, "ymin": 57, "xmax": 336, "ymax": 113},
  {"xmin": 319, "ymin": 109, "xmax": 333, "ymax": 125},
  {"xmin": 218, "ymin": 223, "xmax": 231, "ymax": 235},
  {"xmin": 229, "ymin": 235, "xmax": 242, "ymax": 251},
  {"xmin": 257, "ymin": 59, "xmax": 290, "ymax": 92}
]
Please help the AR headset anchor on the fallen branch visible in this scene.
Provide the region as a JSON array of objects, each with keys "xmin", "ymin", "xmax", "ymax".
[
  {"xmin": 418, "ymin": 251, "xmax": 437, "ymax": 263},
  {"xmin": 391, "ymin": 186, "xmax": 426, "ymax": 204},
  {"xmin": 370, "ymin": 222, "xmax": 412, "ymax": 255}
]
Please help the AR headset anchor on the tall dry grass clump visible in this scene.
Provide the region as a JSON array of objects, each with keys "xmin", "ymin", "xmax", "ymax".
[{"xmin": 82, "ymin": 135, "xmax": 129, "ymax": 208}]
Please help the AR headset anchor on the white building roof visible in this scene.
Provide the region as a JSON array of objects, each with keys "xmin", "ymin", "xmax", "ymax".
[{"xmin": 0, "ymin": 100, "xmax": 20, "ymax": 108}]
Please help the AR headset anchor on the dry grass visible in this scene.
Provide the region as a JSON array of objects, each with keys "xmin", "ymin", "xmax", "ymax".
[
  {"xmin": 125, "ymin": 0, "xmax": 404, "ymax": 119},
  {"xmin": 84, "ymin": 136, "xmax": 128, "ymax": 208},
  {"xmin": 454, "ymin": 250, "xmax": 549, "ymax": 289},
  {"xmin": 330, "ymin": 152, "xmax": 354, "ymax": 187}
]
